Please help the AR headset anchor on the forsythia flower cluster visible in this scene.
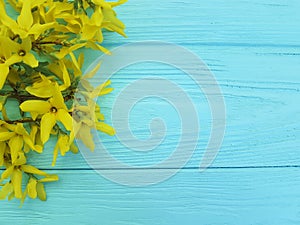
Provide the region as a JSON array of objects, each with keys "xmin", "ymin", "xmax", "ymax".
[{"xmin": 0, "ymin": 0, "xmax": 126, "ymax": 203}]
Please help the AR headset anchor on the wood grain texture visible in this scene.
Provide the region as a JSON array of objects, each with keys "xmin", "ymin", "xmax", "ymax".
[
  {"xmin": 1, "ymin": 0, "xmax": 300, "ymax": 224},
  {"xmin": 1, "ymin": 169, "xmax": 300, "ymax": 225}
]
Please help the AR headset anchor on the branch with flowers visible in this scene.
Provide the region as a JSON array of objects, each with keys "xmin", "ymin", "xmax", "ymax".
[{"xmin": 0, "ymin": 0, "xmax": 126, "ymax": 203}]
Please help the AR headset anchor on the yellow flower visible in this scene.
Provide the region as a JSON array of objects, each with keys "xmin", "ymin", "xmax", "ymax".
[
  {"xmin": 39, "ymin": 1, "xmax": 73, "ymax": 24},
  {"xmin": 71, "ymin": 119, "xmax": 95, "ymax": 151},
  {"xmin": 19, "ymin": 85, "xmax": 72, "ymax": 144},
  {"xmin": 96, "ymin": 1, "xmax": 127, "ymax": 37},
  {"xmin": 23, "ymin": 124, "xmax": 43, "ymax": 153},
  {"xmin": 80, "ymin": 64, "xmax": 114, "ymax": 98},
  {"xmin": 0, "ymin": 166, "xmax": 23, "ymax": 199},
  {"xmin": 25, "ymin": 75, "xmax": 57, "ymax": 98},
  {"xmin": 64, "ymin": 52, "xmax": 84, "ymax": 77},
  {"xmin": 0, "ymin": 123, "xmax": 42, "ymax": 164},
  {"xmin": 23, "ymin": 176, "xmax": 50, "ymax": 201},
  {"xmin": 71, "ymin": 99, "xmax": 115, "ymax": 150},
  {"xmin": 9, "ymin": 37, "xmax": 39, "ymax": 68},
  {"xmin": 0, "ymin": 0, "xmax": 55, "ymax": 39},
  {"xmin": 52, "ymin": 133, "xmax": 70, "ymax": 166},
  {"xmin": 0, "ymin": 37, "xmax": 21, "ymax": 89},
  {"xmin": 21, "ymin": 167, "xmax": 58, "ymax": 201},
  {"xmin": 88, "ymin": 80, "xmax": 114, "ymax": 98},
  {"xmin": 60, "ymin": 12, "xmax": 101, "ymax": 41},
  {"xmin": 47, "ymin": 61, "xmax": 71, "ymax": 90},
  {"xmin": 0, "ymin": 164, "xmax": 58, "ymax": 200},
  {"xmin": 25, "ymin": 74, "xmax": 70, "ymax": 98},
  {"xmin": 54, "ymin": 43, "xmax": 86, "ymax": 59}
]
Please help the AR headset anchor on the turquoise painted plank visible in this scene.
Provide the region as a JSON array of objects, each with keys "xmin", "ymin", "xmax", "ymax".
[
  {"xmin": 1, "ymin": 168, "xmax": 300, "ymax": 225},
  {"xmin": 103, "ymin": 0, "xmax": 300, "ymax": 46}
]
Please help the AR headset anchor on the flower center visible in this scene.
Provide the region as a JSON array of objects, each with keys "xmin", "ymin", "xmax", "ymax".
[
  {"xmin": 0, "ymin": 56, "xmax": 6, "ymax": 64},
  {"xmin": 50, "ymin": 107, "xmax": 58, "ymax": 113},
  {"xmin": 18, "ymin": 50, "xmax": 26, "ymax": 56}
]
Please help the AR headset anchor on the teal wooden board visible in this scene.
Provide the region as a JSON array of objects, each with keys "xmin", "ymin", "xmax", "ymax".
[
  {"xmin": 1, "ymin": 169, "xmax": 300, "ymax": 225},
  {"xmin": 1, "ymin": 0, "xmax": 300, "ymax": 224}
]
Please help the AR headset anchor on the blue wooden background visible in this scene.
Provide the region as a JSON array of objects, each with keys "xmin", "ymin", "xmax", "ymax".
[{"xmin": 1, "ymin": 0, "xmax": 300, "ymax": 224}]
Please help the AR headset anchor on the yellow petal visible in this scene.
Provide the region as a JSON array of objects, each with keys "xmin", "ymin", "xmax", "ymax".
[
  {"xmin": 34, "ymin": 145, "xmax": 43, "ymax": 153},
  {"xmin": 27, "ymin": 178, "xmax": 37, "ymax": 199},
  {"xmin": 55, "ymin": 43, "xmax": 86, "ymax": 59},
  {"xmin": 31, "ymin": 112, "xmax": 39, "ymax": 120},
  {"xmin": 21, "ymin": 37, "xmax": 32, "ymax": 52},
  {"xmin": 58, "ymin": 135, "xmax": 70, "ymax": 156},
  {"xmin": 23, "ymin": 53, "xmax": 39, "ymax": 68},
  {"xmin": 0, "ymin": 142, "xmax": 5, "ymax": 166},
  {"xmin": 20, "ymin": 100, "xmax": 51, "ymax": 114},
  {"xmin": 30, "ymin": 124, "xmax": 38, "ymax": 141},
  {"xmin": 67, "ymin": 52, "xmax": 82, "ymax": 76},
  {"xmin": 23, "ymin": 134, "xmax": 43, "ymax": 153},
  {"xmin": 109, "ymin": 0, "xmax": 127, "ymax": 7},
  {"xmin": 50, "ymin": 85, "xmax": 67, "ymax": 110},
  {"xmin": 38, "ymin": 175, "xmax": 59, "ymax": 183},
  {"xmin": 20, "ymin": 189, "xmax": 27, "ymax": 205},
  {"xmin": 25, "ymin": 75, "xmax": 55, "ymax": 97},
  {"xmin": 5, "ymin": 54, "xmax": 22, "ymax": 65},
  {"xmin": 81, "ymin": 24, "xmax": 99, "ymax": 40},
  {"xmin": 0, "ymin": 64, "xmax": 9, "ymax": 89},
  {"xmin": 17, "ymin": 0, "xmax": 33, "ymax": 31},
  {"xmin": 70, "ymin": 142, "xmax": 79, "ymax": 154},
  {"xmin": 56, "ymin": 109, "xmax": 72, "ymax": 131},
  {"xmin": 99, "ymin": 87, "xmax": 114, "ymax": 96},
  {"xmin": 36, "ymin": 182, "xmax": 46, "ymax": 201},
  {"xmin": 0, "ymin": 11, "xmax": 21, "ymax": 37},
  {"xmin": 78, "ymin": 53, "xmax": 84, "ymax": 69},
  {"xmin": 40, "ymin": 113, "xmax": 56, "ymax": 144},
  {"xmin": 8, "ymin": 135, "xmax": 23, "ymax": 164},
  {"xmin": 23, "ymin": 134, "xmax": 35, "ymax": 150},
  {"xmin": 14, "ymin": 152, "xmax": 27, "ymax": 166},
  {"xmin": 96, "ymin": 111, "xmax": 105, "ymax": 121},
  {"xmin": 96, "ymin": 122, "xmax": 116, "ymax": 136},
  {"xmin": 8, "ymin": 191, "xmax": 15, "ymax": 201},
  {"xmin": 52, "ymin": 143, "xmax": 59, "ymax": 166},
  {"xmin": 29, "ymin": 22, "xmax": 56, "ymax": 40},
  {"xmin": 60, "ymin": 61, "xmax": 71, "ymax": 88},
  {"xmin": 78, "ymin": 124, "xmax": 95, "ymax": 151},
  {"xmin": 14, "ymin": 123, "xmax": 28, "ymax": 135},
  {"xmin": 83, "ymin": 63, "xmax": 101, "ymax": 79},
  {"xmin": 85, "ymin": 41, "xmax": 110, "ymax": 54},
  {"xmin": 69, "ymin": 120, "xmax": 81, "ymax": 144},
  {"xmin": 0, "ymin": 183, "xmax": 13, "ymax": 200},
  {"xmin": 0, "ymin": 132, "xmax": 15, "ymax": 141},
  {"xmin": 1, "ymin": 166, "xmax": 14, "ymax": 180},
  {"xmin": 26, "ymin": 86, "xmax": 54, "ymax": 98},
  {"xmin": 11, "ymin": 169, "xmax": 23, "ymax": 199},
  {"xmin": 91, "ymin": 8, "xmax": 103, "ymax": 26},
  {"xmin": 21, "ymin": 165, "xmax": 48, "ymax": 176}
]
